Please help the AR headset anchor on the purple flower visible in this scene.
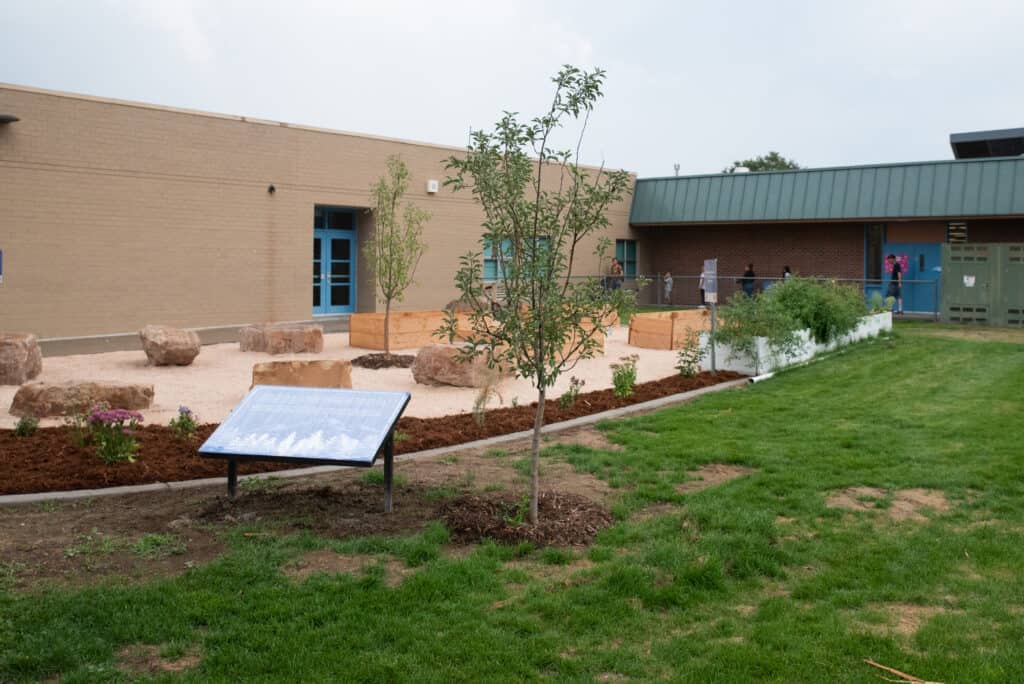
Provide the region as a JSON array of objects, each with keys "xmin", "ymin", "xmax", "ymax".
[{"xmin": 178, "ymin": 406, "xmax": 192, "ymax": 416}]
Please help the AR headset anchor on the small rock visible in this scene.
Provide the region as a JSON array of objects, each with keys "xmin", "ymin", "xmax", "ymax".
[
  {"xmin": 239, "ymin": 323, "xmax": 324, "ymax": 354},
  {"xmin": 0, "ymin": 333, "xmax": 43, "ymax": 385},
  {"xmin": 139, "ymin": 325, "xmax": 201, "ymax": 366},
  {"xmin": 411, "ymin": 344, "xmax": 503, "ymax": 388},
  {"xmin": 251, "ymin": 359, "xmax": 353, "ymax": 389},
  {"xmin": 9, "ymin": 381, "xmax": 154, "ymax": 417}
]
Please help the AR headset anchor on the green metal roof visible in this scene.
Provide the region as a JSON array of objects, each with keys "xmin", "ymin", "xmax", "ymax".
[{"xmin": 630, "ymin": 156, "xmax": 1024, "ymax": 225}]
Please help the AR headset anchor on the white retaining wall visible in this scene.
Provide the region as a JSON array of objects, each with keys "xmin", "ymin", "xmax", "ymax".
[{"xmin": 700, "ymin": 312, "xmax": 892, "ymax": 376}]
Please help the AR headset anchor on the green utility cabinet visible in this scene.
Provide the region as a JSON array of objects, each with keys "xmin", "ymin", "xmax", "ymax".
[{"xmin": 942, "ymin": 243, "xmax": 1024, "ymax": 326}]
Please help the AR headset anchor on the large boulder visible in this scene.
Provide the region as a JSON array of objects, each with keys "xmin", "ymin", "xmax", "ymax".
[
  {"xmin": 0, "ymin": 333, "xmax": 43, "ymax": 385},
  {"xmin": 411, "ymin": 344, "xmax": 502, "ymax": 388},
  {"xmin": 251, "ymin": 359, "xmax": 353, "ymax": 390},
  {"xmin": 139, "ymin": 325, "xmax": 201, "ymax": 366},
  {"xmin": 239, "ymin": 323, "xmax": 324, "ymax": 354},
  {"xmin": 10, "ymin": 381, "xmax": 154, "ymax": 417}
]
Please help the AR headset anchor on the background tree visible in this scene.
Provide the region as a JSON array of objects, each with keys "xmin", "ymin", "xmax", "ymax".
[
  {"xmin": 722, "ymin": 151, "xmax": 800, "ymax": 173},
  {"xmin": 365, "ymin": 156, "xmax": 430, "ymax": 356},
  {"xmin": 441, "ymin": 66, "xmax": 637, "ymax": 524}
]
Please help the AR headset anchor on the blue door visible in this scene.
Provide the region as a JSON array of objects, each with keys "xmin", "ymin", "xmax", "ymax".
[
  {"xmin": 882, "ymin": 242, "xmax": 942, "ymax": 313},
  {"xmin": 313, "ymin": 207, "xmax": 357, "ymax": 314}
]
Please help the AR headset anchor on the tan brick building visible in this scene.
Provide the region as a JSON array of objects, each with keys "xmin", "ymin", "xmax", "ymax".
[{"xmin": 0, "ymin": 84, "xmax": 642, "ymax": 344}]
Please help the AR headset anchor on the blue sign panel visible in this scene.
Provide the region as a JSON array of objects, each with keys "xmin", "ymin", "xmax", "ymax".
[{"xmin": 200, "ymin": 386, "xmax": 410, "ymax": 465}]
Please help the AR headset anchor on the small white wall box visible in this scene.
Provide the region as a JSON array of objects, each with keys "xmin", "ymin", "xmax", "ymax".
[{"xmin": 426, "ymin": 179, "xmax": 439, "ymax": 194}]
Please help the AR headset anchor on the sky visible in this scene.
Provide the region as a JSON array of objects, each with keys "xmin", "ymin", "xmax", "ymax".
[{"xmin": 2, "ymin": 0, "xmax": 1022, "ymax": 177}]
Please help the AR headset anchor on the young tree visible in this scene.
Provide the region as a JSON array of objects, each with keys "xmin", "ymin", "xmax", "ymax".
[
  {"xmin": 441, "ymin": 66, "xmax": 637, "ymax": 524},
  {"xmin": 365, "ymin": 156, "xmax": 431, "ymax": 356},
  {"xmin": 722, "ymin": 151, "xmax": 800, "ymax": 173}
]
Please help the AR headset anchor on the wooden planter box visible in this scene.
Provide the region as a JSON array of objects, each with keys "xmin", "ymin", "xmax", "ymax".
[
  {"xmin": 349, "ymin": 311, "xmax": 448, "ymax": 351},
  {"xmin": 628, "ymin": 309, "xmax": 711, "ymax": 350}
]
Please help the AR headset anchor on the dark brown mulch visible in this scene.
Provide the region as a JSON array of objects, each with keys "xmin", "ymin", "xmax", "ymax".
[
  {"xmin": 441, "ymin": 491, "xmax": 614, "ymax": 547},
  {"xmin": 351, "ymin": 353, "xmax": 415, "ymax": 369},
  {"xmin": 0, "ymin": 371, "xmax": 743, "ymax": 495}
]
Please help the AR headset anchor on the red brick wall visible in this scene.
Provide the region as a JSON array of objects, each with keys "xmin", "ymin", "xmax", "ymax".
[
  {"xmin": 640, "ymin": 222, "xmax": 864, "ymax": 305},
  {"xmin": 967, "ymin": 219, "xmax": 1024, "ymax": 243}
]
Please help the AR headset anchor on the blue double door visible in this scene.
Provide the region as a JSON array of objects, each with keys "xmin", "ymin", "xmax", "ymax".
[
  {"xmin": 313, "ymin": 207, "xmax": 357, "ymax": 314},
  {"xmin": 881, "ymin": 242, "xmax": 942, "ymax": 313}
]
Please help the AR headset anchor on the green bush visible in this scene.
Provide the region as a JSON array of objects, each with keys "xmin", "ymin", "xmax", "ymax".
[
  {"xmin": 767, "ymin": 277, "xmax": 865, "ymax": 344},
  {"xmin": 610, "ymin": 355, "xmax": 639, "ymax": 398},
  {"xmin": 713, "ymin": 291, "xmax": 802, "ymax": 368},
  {"xmin": 14, "ymin": 415, "xmax": 39, "ymax": 438},
  {"xmin": 674, "ymin": 328, "xmax": 704, "ymax": 378}
]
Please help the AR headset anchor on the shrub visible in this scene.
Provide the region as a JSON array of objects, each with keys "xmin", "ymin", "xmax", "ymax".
[
  {"xmin": 558, "ymin": 376, "xmax": 585, "ymax": 409},
  {"xmin": 868, "ymin": 291, "xmax": 887, "ymax": 314},
  {"xmin": 610, "ymin": 354, "xmax": 639, "ymax": 399},
  {"xmin": 713, "ymin": 291, "xmax": 801, "ymax": 370},
  {"xmin": 168, "ymin": 405, "xmax": 198, "ymax": 441},
  {"xmin": 674, "ymin": 328, "xmax": 704, "ymax": 378},
  {"xmin": 87, "ymin": 406, "xmax": 143, "ymax": 464},
  {"xmin": 767, "ymin": 277, "xmax": 865, "ymax": 344},
  {"xmin": 14, "ymin": 415, "xmax": 39, "ymax": 437},
  {"xmin": 63, "ymin": 404, "xmax": 91, "ymax": 448}
]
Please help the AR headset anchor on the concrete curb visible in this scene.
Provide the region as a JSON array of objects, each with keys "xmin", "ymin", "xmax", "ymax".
[{"xmin": 0, "ymin": 378, "xmax": 747, "ymax": 505}]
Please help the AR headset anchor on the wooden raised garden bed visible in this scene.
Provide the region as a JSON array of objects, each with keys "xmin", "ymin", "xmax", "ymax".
[
  {"xmin": 628, "ymin": 309, "xmax": 711, "ymax": 350},
  {"xmin": 349, "ymin": 311, "xmax": 448, "ymax": 351}
]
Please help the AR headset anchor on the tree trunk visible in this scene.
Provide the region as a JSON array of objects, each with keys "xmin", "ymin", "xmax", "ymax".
[
  {"xmin": 529, "ymin": 386, "xmax": 545, "ymax": 525},
  {"xmin": 384, "ymin": 299, "xmax": 391, "ymax": 357}
]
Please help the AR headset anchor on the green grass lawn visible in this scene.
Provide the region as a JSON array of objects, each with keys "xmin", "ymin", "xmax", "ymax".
[{"xmin": 3, "ymin": 323, "xmax": 1023, "ymax": 682}]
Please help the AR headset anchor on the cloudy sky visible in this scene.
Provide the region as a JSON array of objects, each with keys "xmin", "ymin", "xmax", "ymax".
[{"xmin": 2, "ymin": 0, "xmax": 1021, "ymax": 177}]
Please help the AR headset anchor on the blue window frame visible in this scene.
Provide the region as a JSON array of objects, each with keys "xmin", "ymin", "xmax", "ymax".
[
  {"xmin": 313, "ymin": 207, "xmax": 357, "ymax": 314},
  {"xmin": 483, "ymin": 237, "xmax": 550, "ymax": 281},
  {"xmin": 615, "ymin": 239, "xmax": 637, "ymax": 278}
]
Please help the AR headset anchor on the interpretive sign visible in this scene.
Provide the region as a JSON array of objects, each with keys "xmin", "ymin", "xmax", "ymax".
[
  {"xmin": 200, "ymin": 386, "xmax": 411, "ymax": 511},
  {"xmin": 703, "ymin": 258, "xmax": 718, "ymax": 304}
]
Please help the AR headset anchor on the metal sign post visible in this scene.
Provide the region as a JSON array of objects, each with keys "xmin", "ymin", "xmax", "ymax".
[{"xmin": 703, "ymin": 258, "xmax": 718, "ymax": 372}]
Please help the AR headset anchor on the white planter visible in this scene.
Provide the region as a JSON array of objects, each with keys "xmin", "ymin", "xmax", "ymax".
[{"xmin": 699, "ymin": 312, "xmax": 892, "ymax": 375}]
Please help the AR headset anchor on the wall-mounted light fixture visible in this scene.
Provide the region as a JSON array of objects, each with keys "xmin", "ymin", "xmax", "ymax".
[
  {"xmin": 0, "ymin": 114, "xmax": 19, "ymax": 124},
  {"xmin": 267, "ymin": 184, "xmax": 276, "ymax": 195}
]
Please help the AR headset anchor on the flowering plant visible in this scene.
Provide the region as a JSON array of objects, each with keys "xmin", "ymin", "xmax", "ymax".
[
  {"xmin": 169, "ymin": 405, "xmax": 198, "ymax": 441},
  {"xmin": 558, "ymin": 376, "xmax": 585, "ymax": 409},
  {"xmin": 87, "ymin": 405, "xmax": 143, "ymax": 464}
]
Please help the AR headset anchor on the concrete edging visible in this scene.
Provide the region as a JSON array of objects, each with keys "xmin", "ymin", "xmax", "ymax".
[{"xmin": 0, "ymin": 378, "xmax": 748, "ymax": 505}]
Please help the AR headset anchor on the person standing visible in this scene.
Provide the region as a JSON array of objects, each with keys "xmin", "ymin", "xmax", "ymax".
[
  {"xmin": 662, "ymin": 271, "xmax": 674, "ymax": 305},
  {"xmin": 782, "ymin": 265, "xmax": 792, "ymax": 282},
  {"xmin": 609, "ymin": 258, "xmax": 624, "ymax": 291},
  {"xmin": 886, "ymin": 254, "xmax": 903, "ymax": 314},
  {"xmin": 739, "ymin": 263, "xmax": 756, "ymax": 297}
]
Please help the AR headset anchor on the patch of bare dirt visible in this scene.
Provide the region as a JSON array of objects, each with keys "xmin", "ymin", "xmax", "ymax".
[
  {"xmin": 825, "ymin": 486, "xmax": 886, "ymax": 512},
  {"xmin": 675, "ymin": 464, "xmax": 757, "ymax": 494},
  {"xmin": 548, "ymin": 427, "xmax": 623, "ymax": 452},
  {"xmin": 350, "ymin": 353, "xmax": 416, "ymax": 369},
  {"xmin": 441, "ymin": 491, "xmax": 613, "ymax": 547},
  {"xmin": 284, "ymin": 550, "xmax": 411, "ymax": 586},
  {"xmin": 825, "ymin": 487, "xmax": 950, "ymax": 521},
  {"xmin": 632, "ymin": 503, "xmax": 682, "ymax": 521},
  {"xmin": 889, "ymin": 488, "xmax": 951, "ymax": 521},
  {"xmin": 856, "ymin": 603, "xmax": 952, "ymax": 637},
  {"xmin": 118, "ymin": 644, "xmax": 200, "ymax": 675}
]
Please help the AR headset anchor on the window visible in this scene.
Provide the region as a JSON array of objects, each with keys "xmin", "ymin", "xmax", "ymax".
[
  {"xmin": 947, "ymin": 223, "xmax": 967, "ymax": 243},
  {"xmin": 483, "ymin": 239, "xmax": 512, "ymax": 281},
  {"xmin": 615, "ymin": 239, "xmax": 637, "ymax": 278},
  {"xmin": 482, "ymin": 237, "xmax": 550, "ymax": 281}
]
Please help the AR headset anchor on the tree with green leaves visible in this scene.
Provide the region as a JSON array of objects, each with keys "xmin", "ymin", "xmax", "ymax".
[
  {"xmin": 722, "ymin": 151, "xmax": 800, "ymax": 173},
  {"xmin": 441, "ymin": 66, "xmax": 638, "ymax": 524},
  {"xmin": 365, "ymin": 156, "xmax": 431, "ymax": 356}
]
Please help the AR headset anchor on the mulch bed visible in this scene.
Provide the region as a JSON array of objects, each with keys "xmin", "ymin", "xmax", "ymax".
[
  {"xmin": 441, "ymin": 491, "xmax": 614, "ymax": 547},
  {"xmin": 0, "ymin": 371, "xmax": 742, "ymax": 496},
  {"xmin": 351, "ymin": 353, "xmax": 415, "ymax": 369}
]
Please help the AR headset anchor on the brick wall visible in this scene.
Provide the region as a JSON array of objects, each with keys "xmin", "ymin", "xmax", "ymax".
[
  {"xmin": 641, "ymin": 222, "xmax": 865, "ymax": 305},
  {"xmin": 0, "ymin": 85, "xmax": 637, "ymax": 338}
]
